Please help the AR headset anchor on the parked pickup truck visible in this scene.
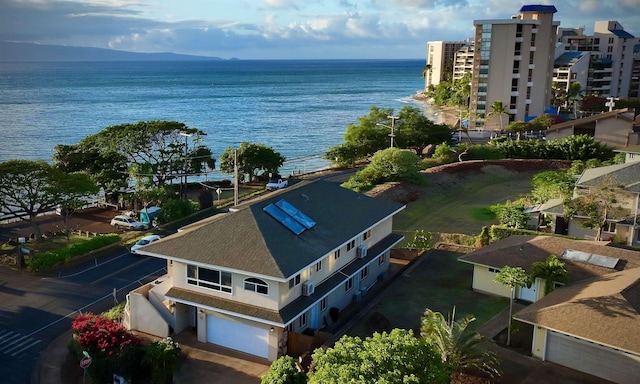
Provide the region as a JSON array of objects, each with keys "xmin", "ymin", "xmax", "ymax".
[{"xmin": 266, "ymin": 178, "xmax": 288, "ymax": 191}]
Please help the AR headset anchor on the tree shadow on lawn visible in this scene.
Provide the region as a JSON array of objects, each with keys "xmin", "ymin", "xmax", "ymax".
[{"xmin": 347, "ymin": 249, "xmax": 508, "ymax": 338}]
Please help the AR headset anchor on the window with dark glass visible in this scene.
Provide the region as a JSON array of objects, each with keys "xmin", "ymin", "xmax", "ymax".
[
  {"xmin": 187, "ymin": 265, "xmax": 232, "ymax": 293},
  {"xmin": 289, "ymin": 274, "xmax": 301, "ymax": 289},
  {"xmin": 244, "ymin": 278, "xmax": 268, "ymax": 295}
]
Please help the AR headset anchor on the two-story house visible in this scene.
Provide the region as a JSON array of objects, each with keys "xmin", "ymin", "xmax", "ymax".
[{"xmin": 124, "ymin": 179, "xmax": 405, "ymax": 361}]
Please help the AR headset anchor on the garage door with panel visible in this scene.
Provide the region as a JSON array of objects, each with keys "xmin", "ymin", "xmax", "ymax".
[
  {"xmin": 546, "ymin": 331, "xmax": 640, "ymax": 384},
  {"xmin": 207, "ymin": 314, "xmax": 269, "ymax": 359}
]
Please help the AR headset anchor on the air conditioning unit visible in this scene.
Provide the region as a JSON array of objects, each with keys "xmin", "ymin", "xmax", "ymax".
[
  {"xmin": 302, "ymin": 281, "xmax": 315, "ymax": 296},
  {"xmin": 357, "ymin": 245, "xmax": 368, "ymax": 258}
]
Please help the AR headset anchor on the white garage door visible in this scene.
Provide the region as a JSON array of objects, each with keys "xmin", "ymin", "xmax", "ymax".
[
  {"xmin": 546, "ymin": 331, "xmax": 640, "ymax": 384},
  {"xmin": 207, "ymin": 314, "xmax": 269, "ymax": 359}
]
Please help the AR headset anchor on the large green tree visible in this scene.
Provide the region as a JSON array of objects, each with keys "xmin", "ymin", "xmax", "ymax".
[
  {"xmin": 530, "ymin": 170, "xmax": 575, "ymax": 203},
  {"xmin": 54, "ymin": 121, "xmax": 215, "ymax": 192},
  {"xmin": 308, "ymin": 329, "xmax": 449, "ymax": 384},
  {"xmin": 493, "ymin": 266, "xmax": 529, "ymax": 346},
  {"xmin": 395, "ymin": 106, "xmax": 452, "ymax": 155},
  {"xmin": 54, "ymin": 171, "xmax": 100, "ymax": 240},
  {"xmin": 219, "ymin": 142, "xmax": 285, "ymax": 182},
  {"xmin": 421, "ymin": 307, "xmax": 500, "ymax": 379},
  {"xmin": 342, "ymin": 148, "xmax": 424, "ymax": 192},
  {"xmin": 0, "ymin": 160, "xmax": 96, "ymax": 240},
  {"xmin": 54, "ymin": 142, "xmax": 129, "ymax": 194}
]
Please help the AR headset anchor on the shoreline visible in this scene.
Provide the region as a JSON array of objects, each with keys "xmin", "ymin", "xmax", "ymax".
[{"xmin": 412, "ymin": 92, "xmax": 462, "ymax": 127}]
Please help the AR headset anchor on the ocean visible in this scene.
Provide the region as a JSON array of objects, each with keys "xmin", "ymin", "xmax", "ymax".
[{"xmin": 0, "ymin": 59, "xmax": 437, "ymax": 178}]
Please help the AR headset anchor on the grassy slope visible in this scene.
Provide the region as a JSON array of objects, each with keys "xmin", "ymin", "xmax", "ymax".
[{"xmin": 394, "ymin": 166, "xmax": 540, "ymax": 237}]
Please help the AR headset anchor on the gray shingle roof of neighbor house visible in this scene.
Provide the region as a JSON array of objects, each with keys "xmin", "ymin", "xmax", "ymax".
[
  {"xmin": 514, "ymin": 267, "xmax": 640, "ymax": 356},
  {"xmin": 140, "ymin": 179, "xmax": 405, "ymax": 279},
  {"xmin": 576, "ymin": 161, "xmax": 640, "ymax": 193},
  {"xmin": 458, "ymin": 235, "xmax": 640, "ymax": 282}
]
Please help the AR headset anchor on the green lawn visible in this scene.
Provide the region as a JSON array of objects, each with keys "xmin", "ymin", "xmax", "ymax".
[
  {"xmin": 346, "ymin": 250, "xmax": 508, "ymax": 338},
  {"xmin": 394, "ymin": 168, "xmax": 539, "ymax": 236}
]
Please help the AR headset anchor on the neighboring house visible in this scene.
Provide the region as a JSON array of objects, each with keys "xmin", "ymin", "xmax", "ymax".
[
  {"xmin": 514, "ymin": 267, "xmax": 640, "ymax": 384},
  {"xmin": 529, "ymin": 161, "xmax": 640, "ymax": 246},
  {"xmin": 545, "ymin": 108, "xmax": 640, "ymax": 148},
  {"xmin": 615, "ymin": 144, "xmax": 640, "ymax": 163},
  {"xmin": 568, "ymin": 161, "xmax": 640, "ymax": 245},
  {"xmin": 458, "ymin": 235, "xmax": 640, "ymax": 303},
  {"xmin": 124, "ymin": 179, "xmax": 405, "ymax": 361}
]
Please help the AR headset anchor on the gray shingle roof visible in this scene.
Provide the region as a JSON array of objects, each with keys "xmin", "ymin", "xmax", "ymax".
[
  {"xmin": 576, "ymin": 161, "xmax": 640, "ymax": 193},
  {"xmin": 141, "ymin": 179, "xmax": 404, "ymax": 279}
]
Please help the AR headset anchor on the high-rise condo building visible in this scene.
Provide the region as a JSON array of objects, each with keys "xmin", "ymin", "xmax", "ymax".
[
  {"xmin": 424, "ymin": 41, "xmax": 466, "ymax": 91},
  {"xmin": 469, "ymin": 5, "xmax": 559, "ymax": 131},
  {"xmin": 554, "ymin": 22, "xmax": 639, "ymax": 99}
]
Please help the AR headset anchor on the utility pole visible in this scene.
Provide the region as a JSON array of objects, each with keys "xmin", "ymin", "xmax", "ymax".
[
  {"xmin": 233, "ymin": 149, "xmax": 239, "ymax": 207},
  {"xmin": 387, "ymin": 115, "xmax": 399, "ymax": 148}
]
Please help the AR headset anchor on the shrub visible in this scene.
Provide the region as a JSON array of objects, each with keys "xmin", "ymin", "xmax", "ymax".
[
  {"xmin": 27, "ymin": 234, "xmax": 121, "ymax": 272},
  {"xmin": 159, "ymin": 198, "xmax": 197, "ymax": 223},
  {"xmin": 261, "ymin": 355, "xmax": 307, "ymax": 384},
  {"xmin": 71, "ymin": 313, "xmax": 144, "ymax": 383},
  {"xmin": 144, "ymin": 337, "xmax": 182, "ymax": 384}
]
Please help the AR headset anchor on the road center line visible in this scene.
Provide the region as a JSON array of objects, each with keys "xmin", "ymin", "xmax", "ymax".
[{"xmin": 25, "ymin": 266, "xmax": 167, "ymax": 339}]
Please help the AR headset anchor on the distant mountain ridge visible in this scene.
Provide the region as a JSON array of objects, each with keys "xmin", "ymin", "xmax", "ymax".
[{"xmin": 0, "ymin": 41, "xmax": 224, "ymax": 62}]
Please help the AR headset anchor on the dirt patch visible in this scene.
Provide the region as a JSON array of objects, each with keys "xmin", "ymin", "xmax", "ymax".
[{"xmin": 366, "ymin": 159, "xmax": 571, "ymax": 204}]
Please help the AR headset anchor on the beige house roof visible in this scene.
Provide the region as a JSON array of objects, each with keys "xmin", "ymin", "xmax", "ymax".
[
  {"xmin": 458, "ymin": 235, "xmax": 640, "ymax": 281},
  {"xmin": 514, "ymin": 267, "xmax": 640, "ymax": 356},
  {"xmin": 546, "ymin": 108, "xmax": 635, "ymax": 133}
]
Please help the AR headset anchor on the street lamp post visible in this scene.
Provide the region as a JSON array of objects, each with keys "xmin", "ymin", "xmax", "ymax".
[{"xmin": 376, "ymin": 115, "xmax": 399, "ymax": 148}]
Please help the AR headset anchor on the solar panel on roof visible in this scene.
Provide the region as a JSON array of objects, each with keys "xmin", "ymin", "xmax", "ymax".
[
  {"xmin": 561, "ymin": 249, "xmax": 619, "ymax": 269},
  {"xmin": 264, "ymin": 204, "xmax": 305, "ymax": 235},
  {"xmin": 275, "ymin": 199, "xmax": 316, "ymax": 229}
]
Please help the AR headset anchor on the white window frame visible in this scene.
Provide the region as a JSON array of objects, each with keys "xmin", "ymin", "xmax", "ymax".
[
  {"xmin": 603, "ymin": 221, "xmax": 617, "ymax": 233},
  {"xmin": 378, "ymin": 254, "xmax": 385, "ymax": 266},
  {"xmin": 347, "ymin": 239, "xmax": 356, "ymax": 251},
  {"xmin": 345, "ymin": 277, "xmax": 354, "ymax": 292},
  {"xmin": 320, "ymin": 297, "xmax": 327, "ymax": 312},
  {"xmin": 363, "ymin": 230, "xmax": 371, "ymax": 241},
  {"xmin": 315, "ymin": 260, "xmax": 322, "ymax": 272},
  {"xmin": 299, "ymin": 311, "xmax": 307, "ymax": 328},
  {"xmin": 334, "ymin": 249, "xmax": 341, "ymax": 260},
  {"xmin": 488, "ymin": 267, "xmax": 500, "ymax": 274},
  {"xmin": 244, "ymin": 277, "xmax": 268, "ymax": 295},
  {"xmin": 187, "ymin": 265, "xmax": 232, "ymax": 294},
  {"xmin": 361, "ymin": 266, "xmax": 369, "ymax": 279},
  {"xmin": 289, "ymin": 274, "xmax": 301, "ymax": 289}
]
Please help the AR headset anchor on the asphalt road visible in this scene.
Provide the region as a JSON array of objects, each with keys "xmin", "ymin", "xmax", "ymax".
[{"xmin": 0, "ymin": 247, "xmax": 166, "ymax": 384}]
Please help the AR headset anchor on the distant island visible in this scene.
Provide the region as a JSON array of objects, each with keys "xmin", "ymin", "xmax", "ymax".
[{"xmin": 0, "ymin": 41, "xmax": 225, "ymax": 62}]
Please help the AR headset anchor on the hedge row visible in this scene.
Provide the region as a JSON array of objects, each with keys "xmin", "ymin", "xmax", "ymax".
[{"xmin": 27, "ymin": 234, "xmax": 121, "ymax": 272}]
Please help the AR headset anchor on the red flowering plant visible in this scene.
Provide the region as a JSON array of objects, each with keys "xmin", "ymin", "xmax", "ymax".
[{"xmin": 72, "ymin": 313, "xmax": 142, "ymax": 357}]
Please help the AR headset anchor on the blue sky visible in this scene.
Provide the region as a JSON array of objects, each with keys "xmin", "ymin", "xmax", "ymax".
[{"xmin": 1, "ymin": 0, "xmax": 639, "ymax": 59}]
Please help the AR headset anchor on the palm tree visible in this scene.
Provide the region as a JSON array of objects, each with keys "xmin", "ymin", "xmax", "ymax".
[
  {"xmin": 420, "ymin": 64, "xmax": 432, "ymax": 92},
  {"xmin": 421, "ymin": 307, "xmax": 500, "ymax": 378},
  {"xmin": 567, "ymin": 82, "xmax": 583, "ymax": 117},
  {"xmin": 493, "ymin": 266, "xmax": 529, "ymax": 346},
  {"xmin": 530, "ymin": 254, "xmax": 569, "ymax": 295},
  {"xmin": 488, "ymin": 100, "xmax": 509, "ymax": 131}
]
